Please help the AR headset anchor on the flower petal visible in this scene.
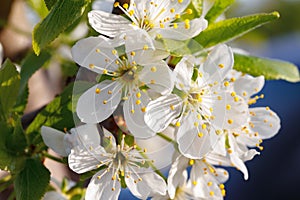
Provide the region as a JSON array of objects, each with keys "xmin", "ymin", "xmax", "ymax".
[
  {"xmin": 139, "ymin": 61, "xmax": 174, "ymax": 95},
  {"xmin": 173, "ymin": 56, "xmax": 194, "ymax": 91},
  {"xmin": 68, "ymin": 147, "xmax": 106, "ymax": 174},
  {"xmin": 41, "ymin": 126, "xmax": 68, "ymax": 157},
  {"xmin": 177, "ymin": 112, "xmax": 213, "ymax": 159},
  {"xmin": 123, "ymin": 91, "xmax": 156, "ymax": 139},
  {"xmin": 153, "ymin": 17, "xmax": 208, "ymax": 40},
  {"xmin": 71, "ymin": 36, "xmax": 121, "ymax": 74},
  {"xmin": 76, "ymin": 80, "xmax": 122, "ymax": 123},
  {"xmin": 145, "ymin": 94, "xmax": 182, "ymax": 132},
  {"xmin": 86, "ymin": 170, "xmax": 121, "ymax": 200},
  {"xmin": 88, "ymin": 10, "xmax": 131, "ymax": 37},
  {"xmin": 233, "ymin": 75, "xmax": 265, "ymax": 100},
  {"xmin": 201, "ymin": 44, "xmax": 234, "ymax": 85},
  {"xmin": 249, "ymin": 107, "xmax": 281, "ymax": 139}
]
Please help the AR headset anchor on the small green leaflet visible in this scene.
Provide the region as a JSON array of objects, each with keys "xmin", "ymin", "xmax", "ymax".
[
  {"xmin": 195, "ymin": 12, "xmax": 280, "ymax": 48},
  {"xmin": 14, "ymin": 158, "xmax": 50, "ymax": 200},
  {"xmin": 0, "ymin": 59, "xmax": 20, "ymax": 121},
  {"xmin": 234, "ymin": 53, "xmax": 300, "ymax": 82},
  {"xmin": 205, "ymin": 0, "xmax": 235, "ymax": 23},
  {"xmin": 33, "ymin": 0, "xmax": 90, "ymax": 55}
]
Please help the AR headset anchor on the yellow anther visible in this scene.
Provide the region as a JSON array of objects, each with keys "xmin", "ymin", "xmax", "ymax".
[
  {"xmin": 103, "ymin": 69, "xmax": 108, "ymax": 74},
  {"xmin": 207, "ymin": 182, "xmax": 213, "ymax": 186},
  {"xmin": 128, "ymin": 10, "xmax": 134, "ymax": 16},
  {"xmin": 156, "ymin": 34, "xmax": 162, "ymax": 39},
  {"xmin": 230, "ymin": 77, "xmax": 236, "ymax": 82},
  {"xmin": 189, "ymin": 159, "xmax": 195, "ymax": 165},
  {"xmin": 143, "ymin": 148, "xmax": 147, "ymax": 153},
  {"xmin": 266, "ymin": 106, "xmax": 270, "ymax": 110},
  {"xmin": 221, "ymin": 189, "xmax": 226, "ymax": 196},
  {"xmin": 198, "ymin": 132, "xmax": 204, "ymax": 138},
  {"xmin": 209, "ymin": 191, "xmax": 214, "ymax": 196},
  {"xmin": 226, "ymin": 104, "xmax": 231, "ymax": 110},
  {"xmin": 227, "ymin": 149, "xmax": 233, "ymax": 154},
  {"xmin": 114, "ymin": 2, "xmax": 119, "ymax": 7},
  {"xmin": 122, "ymin": 3, "xmax": 129, "ymax": 9},
  {"xmin": 175, "ymin": 121, "xmax": 181, "ymax": 127},
  {"xmin": 194, "ymin": 122, "xmax": 199, "ymax": 127},
  {"xmin": 217, "ymin": 96, "xmax": 222, "ymax": 100},
  {"xmin": 170, "ymin": 104, "xmax": 175, "ymax": 111},
  {"xmin": 112, "ymin": 49, "xmax": 117, "ymax": 55},
  {"xmin": 215, "ymin": 130, "xmax": 222, "ymax": 135},
  {"xmin": 150, "ymin": 80, "xmax": 155, "ymax": 84},
  {"xmin": 131, "ymin": 109, "xmax": 135, "ymax": 114},
  {"xmin": 175, "ymin": 13, "xmax": 181, "ymax": 19},
  {"xmin": 231, "ymin": 92, "xmax": 236, "ymax": 97},
  {"xmin": 151, "ymin": 66, "xmax": 157, "ymax": 72},
  {"xmin": 209, "ymin": 107, "xmax": 214, "ymax": 112},
  {"xmin": 218, "ymin": 64, "xmax": 224, "ymax": 68},
  {"xmin": 143, "ymin": 45, "xmax": 149, "ymax": 50},
  {"xmin": 130, "ymin": 51, "xmax": 136, "ymax": 56},
  {"xmin": 136, "ymin": 92, "xmax": 141, "ymax": 98},
  {"xmin": 136, "ymin": 100, "xmax": 141, "ymax": 105},
  {"xmin": 260, "ymin": 94, "xmax": 265, "ymax": 98},
  {"xmin": 233, "ymin": 132, "xmax": 240, "ymax": 137},
  {"xmin": 219, "ymin": 184, "xmax": 225, "ymax": 189},
  {"xmin": 95, "ymin": 48, "xmax": 100, "ymax": 53},
  {"xmin": 234, "ymin": 96, "xmax": 239, "ymax": 102},
  {"xmin": 197, "ymin": 114, "xmax": 201, "ymax": 119},
  {"xmin": 103, "ymin": 100, "xmax": 107, "ymax": 104},
  {"xmin": 141, "ymin": 107, "xmax": 146, "ymax": 112},
  {"xmin": 108, "ymin": 90, "xmax": 112, "ymax": 94},
  {"xmin": 89, "ymin": 64, "xmax": 95, "ymax": 69},
  {"xmin": 228, "ymin": 119, "xmax": 233, "ymax": 124},
  {"xmin": 202, "ymin": 124, "xmax": 207, "ymax": 130},
  {"xmin": 160, "ymin": 23, "xmax": 165, "ymax": 28},
  {"xmin": 242, "ymin": 91, "xmax": 247, "ymax": 96},
  {"xmin": 186, "ymin": 8, "xmax": 193, "ymax": 14},
  {"xmin": 95, "ymin": 88, "xmax": 101, "ymax": 94},
  {"xmin": 112, "ymin": 175, "xmax": 116, "ymax": 180},
  {"xmin": 112, "ymin": 187, "xmax": 115, "ymax": 191},
  {"xmin": 192, "ymin": 181, "xmax": 198, "ymax": 185},
  {"xmin": 184, "ymin": 19, "xmax": 190, "ymax": 29},
  {"xmin": 224, "ymin": 81, "xmax": 230, "ymax": 87},
  {"xmin": 170, "ymin": 8, "xmax": 175, "ymax": 13},
  {"xmin": 178, "ymin": 0, "xmax": 183, "ymax": 3}
]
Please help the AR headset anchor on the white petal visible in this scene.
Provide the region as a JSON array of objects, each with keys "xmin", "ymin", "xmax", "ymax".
[
  {"xmin": 41, "ymin": 126, "xmax": 68, "ymax": 157},
  {"xmin": 125, "ymin": 170, "xmax": 167, "ymax": 199},
  {"xmin": 88, "ymin": 10, "xmax": 131, "ymax": 37},
  {"xmin": 68, "ymin": 124, "xmax": 101, "ymax": 151},
  {"xmin": 241, "ymin": 149, "xmax": 260, "ymax": 162},
  {"xmin": 249, "ymin": 107, "xmax": 281, "ymax": 139},
  {"xmin": 167, "ymin": 156, "xmax": 189, "ymax": 199},
  {"xmin": 214, "ymin": 168, "xmax": 230, "ymax": 183},
  {"xmin": 139, "ymin": 61, "xmax": 174, "ymax": 95},
  {"xmin": 201, "ymin": 44, "xmax": 234, "ymax": 84},
  {"xmin": 233, "ymin": 75, "xmax": 265, "ymax": 100},
  {"xmin": 72, "ymin": 36, "xmax": 123, "ymax": 74},
  {"xmin": 86, "ymin": 170, "xmax": 121, "ymax": 200},
  {"xmin": 145, "ymin": 94, "xmax": 182, "ymax": 132},
  {"xmin": 212, "ymin": 92, "xmax": 249, "ymax": 129},
  {"xmin": 68, "ymin": 147, "xmax": 106, "ymax": 174},
  {"xmin": 76, "ymin": 80, "xmax": 122, "ymax": 123},
  {"xmin": 177, "ymin": 112, "xmax": 213, "ymax": 159},
  {"xmin": 123, "ymin": 91, "xmax": 156, "ymax": 139},
  {"xmin": 153, "ymin": 17, "xmax": 208, "ymax": 40},
  {"xmin": 173, "ymin": 56, "xmax": 194, "ymax": 91}
]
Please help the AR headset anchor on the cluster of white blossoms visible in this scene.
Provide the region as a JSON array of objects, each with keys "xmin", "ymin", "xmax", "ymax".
[{"xmin": 41, "ymin": 0, "xmax": 281, "ymax": 199}]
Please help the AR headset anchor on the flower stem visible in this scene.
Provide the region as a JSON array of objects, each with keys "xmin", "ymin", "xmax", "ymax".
[{"xmin": 43, "ymin": 152, "xmax": 66, "ymax": 164}]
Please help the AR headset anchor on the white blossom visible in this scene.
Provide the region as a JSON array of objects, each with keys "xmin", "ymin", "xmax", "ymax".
[{"xmin": 88, "ymin": 0, "xmax": 208, "ymax": 40}]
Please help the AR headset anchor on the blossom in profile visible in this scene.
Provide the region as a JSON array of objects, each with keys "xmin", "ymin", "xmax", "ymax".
[
  {"xmin": 72, "ymin": 31, "xmax": 173, "ymax": 138},
  {"xmin": 68, "ymin": 127, "xmax": 167, "ymax": 200},
  {"xmin": 88, "ymin": 0, "xmax": 208, "ymax": 40},
  {"xmin": 145, "ymin": 45, "xmax": 248, "ymax": 159}
]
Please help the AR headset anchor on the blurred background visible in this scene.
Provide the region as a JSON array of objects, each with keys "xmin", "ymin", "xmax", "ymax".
[{"xmin": 0, "ymin": 0, "xmax": 299, "ymax": 199}]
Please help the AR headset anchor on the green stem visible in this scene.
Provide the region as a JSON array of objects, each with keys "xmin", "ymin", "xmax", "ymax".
[
  {"xmin": 157, "ymin": 132, "xmax": 179, "ymax": 151},
  {"xmin": 43, "ymin": 152, "xmax": 66, "ymax": 164}
]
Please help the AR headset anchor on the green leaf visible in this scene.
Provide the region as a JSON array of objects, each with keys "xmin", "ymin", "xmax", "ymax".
[
  {"xmin": 14, "ymin": 158, "xmax": 50, "ymax": 200},
  {"xmin": 32, "ymin": 0, "xmax": 90, "ymax": 55},
  {"xmin": 27, "ymin": 0, "xmax": 49, "ymax": 18},
  {"xmin": 191, "ymin": 0, "xmax": 203, "ymax": 17},
  {"xmin": 0, "ymin": 59, "xmax": 20, "ymax": 121},
  {"xmin": 14, "ymin": 51, "xmax": 51, "ymax": 114},
  {"xmin": 44, "ymin": 0, "xmax": 58, "ymax": 10},
  {"xmin": 195, "ymin": 12, "xmax": 280, "ymax": 48},
  {"xmin": 234, "ymin": 53, "xmax": 300, "ymax": 82},
  {"xmin": 6, "ymin": 118, "xmax": 28, "ymax": 154},
  {"xmin": 26, "ymin": 83, "xmax": 75, "ymax": 144},
  {"xmin": 205, "ymin": 0, "xmax": 235, "ymax": 23}
]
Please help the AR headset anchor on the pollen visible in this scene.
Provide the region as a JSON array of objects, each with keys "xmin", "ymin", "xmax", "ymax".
[
  {"xmin": 198, "ymin": 132, "xmax": 204, "ymax": 138},
  {"xmin": 136, "ymin": 92, "xmax": 141, "ymax": 98},
  {"xmin": 143, "ymin": 45, "xmax": 149, "ymax": 50},
  {"xmin": 150, "ymin": 80, "xmax": 156, "ymax": 84},
  {"xmin": 209, "ymin": 191, "xmax": 214, "ymax": 196},
  {"xmin": 178, "ymin": 0, "xmax": 183, "ymax": 3},
  {"xmin": 103, "ymin": 100, "xmax": 107, "ymax": 104},
  {"xmin": 112, "ymin": 49, "xmax": 117, "ymax": 55},
  {"xmin": 231, "ymin": 92, "xmax": 236, "ymax": 97},
  {"xmin": 217, "ymin": 96, "xmax": 222, "ymax": 100},
  {"xmin": 175, "ymin": 121, "xmax": 181, "ymax": 127},
  {"xmin": 103, "ymin": 69, "xmax": 108, "ymax": 74},
  {"xmin": 108, "ymin": 90, "xmax": 112, "ymax": 94},
  {"xmin": 95, "ymin": 48, "xmax": 100, "ymax": 53},
  {"xmin": 151, "ymin": 66, "xmax": 157, "ymax": 72},
  {"xmin": 173, "ymin": 23, "xmax": 178, "ymax": 29},
  {"xmin": 194, "ymin": 122, "xmax": 199, "ymax": 127},
  {"xmin": 226, "ymin": 104, "xmax": 231, "ymax": 110},
  {"xmin": 218, "ymin": 64, "xmax": 224, "ymax": 68},
  {"xmin": 170, "ymin": 8, "xmax": 175, "ymax": 13},
  {"xmin": 160, "ymin": 23, "xmax": 165, "ymax": 28},
  {"xmin": 131, "ymin": 109, "xmax": 135, "ymax": 114},
  {"xmin": 228, "ymin": 119, "xmax": 233, "ymax": 124},
  {"xmin": 95, "ymin": 88, "xmax": 101, "ymax": 94},
  {"xmin": 186, "ymin": 8, "xmax": 193, "ymax": 14},
  {"xmin": 136, "ymin": 100, "xmax": 141, "ymax": 105},
  {"xmin": 230, "ymin": 77, "xmax": 236, "ymax": 82},
  {"xmin": 207, "ymin": 182, "xmax": 213, "ymax": 186},
  {"xmin": 234, "ymin": 96, "xmax": 239, "ymax": 102},
  {"xmin": 122, "ymin": 3, "xmax": 129, "ymax": 9},
  {"xmin": 130, "ymin": 51, "xmax": 136, "ymax": 56},
  {"xmin": 170, "ymin": 104, "xmax": 175, "ymax": 110},
  {"xmin": 242, "ymin": 91, "xmax": 247, "ymax": 96},
  {"xmin": 141, "ymin": 107, "xmax": 146, "ymax": 112},
  {"xmin": 89, "ymin": 64, "xmax": 95, "ymax": 69},
  {"xmin": 202, "ymin": 124, "xmax": 207, "ymax": 130},
  {"xmin": 189, "ymin": 159, "xmax": 195, "ymax": 165},
  {"xmin": 224, "ymin": 81, "xmax": 230, "ymax": 87},
  {"xmin": 114, "ymin": 2, "xmax": 119, "ymax": 7},
  {"xmin": 193, "ymin": 181, "xmax": 198, "ymax": 185}
]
